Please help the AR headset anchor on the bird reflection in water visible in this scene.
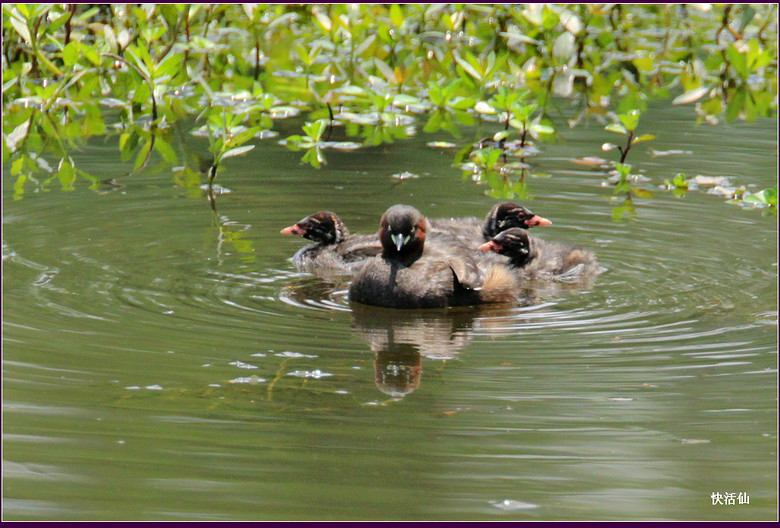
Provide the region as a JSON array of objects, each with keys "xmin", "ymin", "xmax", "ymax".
[
  {"xmin": 350, "ymin": 304, "xmax": 509, "ymax": 397},
  {"xmin": 280, "ymin": 277, "xmax": 595, "ymax": 397}
]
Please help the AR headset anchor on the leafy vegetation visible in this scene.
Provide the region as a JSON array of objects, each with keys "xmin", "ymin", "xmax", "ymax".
[{"xmin": 2, "ymin": 3, "xmax": 777, "ymax": 210}]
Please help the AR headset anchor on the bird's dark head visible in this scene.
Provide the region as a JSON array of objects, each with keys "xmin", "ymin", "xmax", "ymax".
[
  {"xmin": 479, "ymin": 228, "xmax": 535, "ymax": 267},
  {"xmin": 484, "ymin": 202, "xmax": 552, "ymax": 238},
  {"xmin": 280, "ymin": 211, "xmax": 347, "ymax": 244},
  {"xmin": 379, "ymin": 204, "xmax": 427, "ymax": 258}
]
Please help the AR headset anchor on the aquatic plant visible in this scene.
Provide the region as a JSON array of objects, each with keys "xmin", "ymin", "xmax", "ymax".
[{"xmin": 2, "ymin": 3, "xmax": 776, "ymax": 204}]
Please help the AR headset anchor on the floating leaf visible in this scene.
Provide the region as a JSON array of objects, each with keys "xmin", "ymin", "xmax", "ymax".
[
  {"xmin": 572, "ymin": 156, "xmax": 608, "ymax": 167},
  {"xmin": 221, "ymin": 145, "xmax": 255, "ymax": 159}
]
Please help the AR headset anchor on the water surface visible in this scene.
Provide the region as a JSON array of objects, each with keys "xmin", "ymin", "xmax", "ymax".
[{"xmin": 3, "ymin": 102, "xmax": 777, "ymax": 521}]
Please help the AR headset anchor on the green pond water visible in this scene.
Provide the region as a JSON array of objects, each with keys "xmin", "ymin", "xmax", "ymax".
[{"xmin": 2, "ymin": 102, "xmax": 777, "ymax": 521}]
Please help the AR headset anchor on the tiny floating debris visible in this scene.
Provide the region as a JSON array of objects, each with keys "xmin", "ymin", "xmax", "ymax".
[
  {"xmin": 650, "ymin": 149, "xmax": 693, "ymax": 157},
  {"xmin": 228, "ymin": 360, "xmax": 258, "ymax": 370},
  {"xmin": 490, "ymin": 499, "xmax": 539, "ymax": 511},
  {"xmin": 275, "ymin": 351, "xmax": 317, "ymax": 358},
  {"xmin": 680, "ymin": 438, "xmax": 711, "ymax": 445},
  {"xmin": 199, "ymin": 184, "xmax": 231, "ymax": 194},
  {"xmin": 392, "ymin": 171, "xmax": 420, "ymax": 180},
  {"xmin": 229, "ymin": 376, "xmax": 266, "ymax": 384},
  {"xmin": 287, "ymin": 369, "xmax": 332, "ymax": 379}
]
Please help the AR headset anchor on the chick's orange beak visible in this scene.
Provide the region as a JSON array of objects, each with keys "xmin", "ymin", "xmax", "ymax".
[
  {"xmin": 280, "ymin": 224, "xmax": 305, "ymax": 236},
  {"xmin": 478, "ymin": 240, "xmax": 502, "ymax": 252},
  {"xmin": 527, "ymin": 215, "xmax": 552, "ymax": 227}
]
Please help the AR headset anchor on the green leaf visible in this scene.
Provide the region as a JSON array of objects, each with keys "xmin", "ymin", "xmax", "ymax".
[
  {"xmin": 227, "ymin": 126, "xmax": 263, "ymax": 148},
  {"xmin": 120, "ymin": 131, "xmax": 139, "ymax": 162},
  {"xmin": 726, "ymin": 87, "xmax": 747, "ymax": 122},
  {"xmin": 745, "ymin": 187, "xmax": 778, "ymax": 206},
  {"xmin": 155, "ymin": 51, "xmax": 183, "ymax": 79},
  {"xmin": 313, "ymin": 9, "xmax": 332, "ymax": 32},
  {"xmin": 83, "ymin": 105, "xmax": 105, "ymax": 136},
  {"xmin": 605, "ymin": 123, "xmax": 628, "ymax": 135},
  {"xmin": 9, "ymin": 16, "xmax": 32, "ymax": 46},
  {"xmin": 374, "ymin": 58, "xmax": 396, "ymax": 84},
  {"xmin": 296, "ymin": 44, "xmax": 311, "ymax": 65},
  {"xmin": 11, "ymin": 156, "xmax": 25, "ymax": 176},
  {"xmin": 617, "ymin": 110, "xmax": 640, "ymax": 131},
  {"xmin": 529, "ymin": 123, "xmax": 555, "ymax": 135},
  {"xmin": 154, "ymin": 136, "xmax": 177, "ymax": 163},
  {"xmin": 13, "ymin": 172, "xmax": 27, "ymax": 200},
  {"xmin": 726, "ymin": 43, "xmax": 749, "ymax": 80},
  {"xmin": 763, "ymin": 187, "xmax": 778, "ymax": 206},
  {"xmin": 301, "ymin": 146, "xmax": 325, "ymax": 168},
  {"xmin": 453, "ymin": 52, "xmax": 484, "ymax": 82},
  {"xmin": 632, "ymin": 188, "xmax": 654, "ymax": 198},
  {"xmin": 134, "ymin": 139, "xmax": 152, "ymax": 170},
  {"xmin": 450, "ymin": 97, "xmax": 475, "ymax": 110},
  {"xmin": 355, "ymin": 33, "xmax": 377, "ymax": 57},
  {"xmin": 389, "ymin": 4, "xmax": 404, "ymax": 27},
  {"xmin": 133, "ymin": 82, "xmax": 151, "ymax": 105},
  {"xmin": 58, "ymin": 157, "xmax": 76, "ymax": 190},
  {"xmin": 81, "ymin": 43, "xmax": 100, "ymax": 66},
  {"xmin": 493, "ymin": 131, "xmax": 510, "ymax": 142},
  {"xmin": 302, "ymin": 120, "xmax": 327, "ymax": 141},
  {"xmin": 47, "ymin": 11, "xmax": 71, "ymax": 34},
  {"xmin": 632, "ymin": 134, "xmax": 655, "ymax": 144},
  {"xmin": 125, "ymin": 45, "xmax": 152, "ymax": 79}
]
